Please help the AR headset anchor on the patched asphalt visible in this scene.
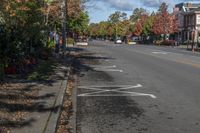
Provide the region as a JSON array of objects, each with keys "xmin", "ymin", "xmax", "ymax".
[{"xmin": 74, "ymin": 41, "xmax": 200, "ymax": 133}]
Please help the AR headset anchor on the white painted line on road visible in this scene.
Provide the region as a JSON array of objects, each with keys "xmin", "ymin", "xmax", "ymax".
[
  {"xmin": 91, "ymin": 65, "xmax": 123, "ymax": 72},
  {"xmin": 78, "ymin": 93, "xmax": 156, "ymax": 99},
  {"xmin": 78, "ymin": 84, "xmax": 142, "ymax": 96},
  {"xmin": 90, "ymin": 65, "xmax": 116, "ymax": 68},
  {"xmin": 152, "ymin": 51, "xmax": 168, "ymax": 55},
  {"xmin": 101, "ymin": 65, "xmax": 116, "ymax": 68},
  {"xmin": 110, "ymin": 90, "xmax": 157, "ymax": 99},
  {"xmin": 79, "ymin": 84, "xmax": 142, "ymax": 89},
  {"xmin": 78, "ymin": 84, "xmax": 156, "ymax": 99},
  {"xmin": 94, "ymin": 68, "xmax": 123, "ymax": 72}
]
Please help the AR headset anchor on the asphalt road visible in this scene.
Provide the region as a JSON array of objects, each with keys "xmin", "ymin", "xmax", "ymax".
[{"xmin": 75, "ymin": 41, "xmax": 200, "ymax": 133}]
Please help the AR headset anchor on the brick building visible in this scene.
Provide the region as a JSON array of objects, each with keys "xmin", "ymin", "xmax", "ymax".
[{"xmin": 175, "ymin": 2, "xmax": 200, "ymax": 46}]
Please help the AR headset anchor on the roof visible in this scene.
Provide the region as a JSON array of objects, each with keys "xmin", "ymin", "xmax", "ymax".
[
  {"xmin": 183, "ymin": 7, "xmax": 200, "ymax": 14},
  {"xmin": 192, "ymin": 7, "xmax": 200, "ymax": 11},
  {"xmin": 175, "ymin": 2, "xmax": 200, "ymax": 12},
  {"xmin": 175, "ymin": 2, "xmax": 200, "ymax": 7}
]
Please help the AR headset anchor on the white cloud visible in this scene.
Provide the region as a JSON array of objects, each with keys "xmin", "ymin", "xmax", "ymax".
[
  {"xmin": 140, "ymin": 0, "xmax": 176, "ymax": 8},
  {"xmin": 141, "ymin": 0, "xmax": 200, "ymax": 8},
  {"xmin": 87, "ymin": 0, "xmax": 200, "ymax": 23},
  {"xmin": 91, "ymin": 0, "xmax": 136, "ymax": 11},
  {"xmin": 106, "ymin": 0, "xmax": 136, "ymax": 11},
  {"xmin": 141, "ymin": 0, "xmax": 160, "ymax": 7},
  {"xmin": 91, "ymin": 0, "xmax": 200, "ymax": 10}
]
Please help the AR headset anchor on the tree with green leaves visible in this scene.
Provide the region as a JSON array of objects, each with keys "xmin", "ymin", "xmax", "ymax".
[
  {"xmin": 0, "ymin": 0, "xmax": 89, "ymax": 73},
  {"xmin": 130, "ymin": 8, "xmax": 148, "ymax": 22},
  {"xmin": 158, "ymin": 2, "xmax": 168, "ymax": 13},
  {"xmin": 88, "ymin": 21, "xmax": 113, "ymax": 39},
  {"xmin": 142, "ymin": 15, "xmax": 155, "ymax": 36},
  {"xmin": 67, "ymin": 11, "xmax": 89, "ymax": 36},
  {"xmin": 108, "ymin": 11, "xmax": 127, "ymax": 23},
  {"xmin": 108, "ymin": 11, "xmax": 127, "ymax": 38},
  {"xmin": 133, "ymin": 15, "xmax": 148, "ymax": 36},
  {"xmin": 88, "ymin": 23, "xmax": 98, "ymax": 37}
]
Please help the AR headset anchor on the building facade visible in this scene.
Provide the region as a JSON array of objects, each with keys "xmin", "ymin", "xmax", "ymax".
[{"xmin": 175, "ymin": 2, "xmax": 200, "ymax": 45}]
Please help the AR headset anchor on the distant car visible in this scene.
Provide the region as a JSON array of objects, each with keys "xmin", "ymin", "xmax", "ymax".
[
  {"xmin": 127, "ymin": 36, "xmax": 139, "ymax": 45},
  {"xmin": 128, "ymin": 40, "xmax": 136, "ymax": 45},
  {"xmin": 115, "ymin": 39, "xmax": 122, "ymax": 44},
  {"xmin": 75, "ymin": 38, "xmax": 88, "ymax": 46}
]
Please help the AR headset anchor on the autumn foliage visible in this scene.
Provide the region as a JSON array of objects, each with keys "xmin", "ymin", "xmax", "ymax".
[
  {"xmin": 133, "ymin": 15, "xmax": 148, "ymax": 36},
  {"xmin": 89, "ymin": 2, "xmax": 178, "ymax": 40},
  {"xmin": 0, "ymin": 0, "xmax": 88, "ymax": 74},
  {"xmin": 152, "ymin": 11, "xmax": 178, "ymax": 35}
]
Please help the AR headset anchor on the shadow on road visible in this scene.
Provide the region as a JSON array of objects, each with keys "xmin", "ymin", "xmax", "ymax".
[{"xmin": 70, "ymin": 46, "xmax": 145, "ymax": 131}]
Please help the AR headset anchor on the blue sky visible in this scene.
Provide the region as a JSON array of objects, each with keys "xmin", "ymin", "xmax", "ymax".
[{"xmin": 86, "ymin": 0, "xmax": 200, "ymax": 23}]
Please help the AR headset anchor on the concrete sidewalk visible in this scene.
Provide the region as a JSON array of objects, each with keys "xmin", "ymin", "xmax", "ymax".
[{"xmin": 11, "ymin": 59, "xmax": 71, "ymax": 133}]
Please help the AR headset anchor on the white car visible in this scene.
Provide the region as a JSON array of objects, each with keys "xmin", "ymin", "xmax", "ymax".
[
  {"xmin": 115, "ymin": 39, "xmax": 122, "ymax": 44},
  {"xmin": 75, "ymin": 38, "xmax": 88, "ymax": 46}
]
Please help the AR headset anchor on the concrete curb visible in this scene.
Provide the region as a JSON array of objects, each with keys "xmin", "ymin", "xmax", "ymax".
[
  {"xmin": 71, "ymin": 75, "xmax": 78, "ymax": 133},
  {"xmin": 43, "ymin": 65, "xmax": 72, "ymax": 133}
]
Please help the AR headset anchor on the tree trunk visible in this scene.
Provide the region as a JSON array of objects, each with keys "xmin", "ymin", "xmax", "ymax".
[{"xmin": 45, "ymin": 7, "xmax": 50, "ymax": 26}]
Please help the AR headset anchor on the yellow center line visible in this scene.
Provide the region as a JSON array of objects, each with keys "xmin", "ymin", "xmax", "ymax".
[
  {"xmin": 172, "ymin": 59, "xmax": 200, "ymax": 68},
  {"xmin": 130, "ymin": 49, "xmax": 200, "ymax": 69}
]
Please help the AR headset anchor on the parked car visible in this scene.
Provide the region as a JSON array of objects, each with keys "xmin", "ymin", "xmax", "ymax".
[
  {"xmin": 127, "ymin": 40, "xmax": 137, "ymax": 45},
  {"xmin": 115, "ymin": 39, "xmax": 122, "ymax": 44},
  {"xmin": 75, "ymin": 38, "xmax": 88, "ymax": 46},
  {"xmin": 127, "ymin": 36, "xmax": 139, "ymax": 45}
]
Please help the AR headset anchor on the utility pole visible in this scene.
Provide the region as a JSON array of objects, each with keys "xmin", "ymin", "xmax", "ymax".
[{"xmin": 61, "ymin": 0, "xmax": 67, "ymax": 49}]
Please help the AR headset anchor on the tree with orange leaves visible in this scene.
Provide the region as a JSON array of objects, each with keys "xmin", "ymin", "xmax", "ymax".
[
  {"xmin": 152, "ymin": 2, "xmax": 178, "ymax": 39},
  {"xmin": 133, "ymin": 15, "xmax": 148, "ymax": 36}
]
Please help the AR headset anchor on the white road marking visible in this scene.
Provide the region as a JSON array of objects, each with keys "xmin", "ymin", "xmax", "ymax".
[
  {"xmin": 94, "ymin": 68, "xmax": 123, "ymax": 72},
  {"xmin": 78, "ymin": 84, "xmax": 142, "ymax": 95},
  {"xmin": 79, "ymin": 84, "xmax": 142, "ymax": 89},
  {"xmin": 152, "ymin": 51, "xmax": 168, "ymax": 55},
  {"xmin": 78, "ymin": 94, "xmax": 156, "ymax": 99},
  {"xmin": 91, "ymin": 65, "xmax": 123, "ymax": 72},
  {"xmin": 78, "ymin": 84, "xmax": 156, "ymax": 99},
  {"xmin": 96, "ymin": 65, "xmax": 116, "ymax": 68}
]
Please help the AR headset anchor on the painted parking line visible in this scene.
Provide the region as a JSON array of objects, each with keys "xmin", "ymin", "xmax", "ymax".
[
  {"xmin": 78, "ymin": 94, "xmax": 156, "ymax": 98},
  {"xmin": 78, "ymin": 84, "xmax": 156, "ymax": 99},
  {"xmin": 94, "ymin": 68, "xmax": 123, "ymax": 72},
  {"xmin": 152, "ymin": 51, "xmax": 168, "ymax": 55},
  {"xmin": 90, "ymin": 65, "xmax": 116, "ymax": 68},
  {"xmin": 91, "ymin": 65, "xmax": 123, "ymax": 72}
]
